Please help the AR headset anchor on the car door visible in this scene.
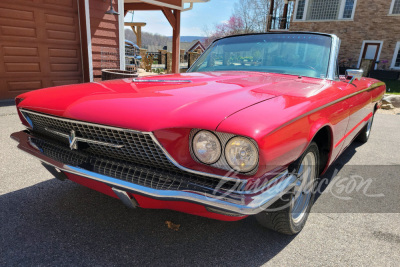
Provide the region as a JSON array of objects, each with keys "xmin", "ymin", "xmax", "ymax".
[{"xmin": 340, "ymin": 79, "xmax": 373, "ymax": 149}]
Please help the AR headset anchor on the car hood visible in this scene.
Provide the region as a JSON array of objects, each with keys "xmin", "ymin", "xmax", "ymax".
[{"xmin": 18, "ymin": 71, "xmax": 326, "ymax": 132}]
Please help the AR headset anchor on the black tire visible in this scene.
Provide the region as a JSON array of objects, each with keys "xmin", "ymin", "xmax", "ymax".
[
  {"xmin": 356, "ymin": 114, "xmax": 374, "ymax": 143},
  {"xmin": 256, "ymin": 142, "xmax": 319, "ymax": 235}
]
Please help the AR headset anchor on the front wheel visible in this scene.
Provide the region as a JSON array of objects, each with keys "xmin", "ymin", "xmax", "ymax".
[{"xmin": 256, "ymin": 142, "xmax": 319, "ymax": 235}]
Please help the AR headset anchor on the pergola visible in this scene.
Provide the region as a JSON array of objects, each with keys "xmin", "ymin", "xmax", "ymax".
[
  {"xmin": 124, "ymin": 0, "xmax": 209, "ymax": 73},
  {"xmin": 124, "ymin": 22, "xmax": 146, "ymax": 48}
]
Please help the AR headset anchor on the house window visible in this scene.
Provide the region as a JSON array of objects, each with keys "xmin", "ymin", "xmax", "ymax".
[
  {"xmin": 295, "ymin": 0, "xmax": 357, "ymax": 21},
  {"xmin": 296, "ymin": 0, "xmax": 306, "ymax": 19},
  {"xmin": 391, "ymin": 42, "xmax": 400, "ymax": 69},
  {"xmin": 342, "ymin": 0, "xmax": 355, "ymax": 18},
  {"xmin": 308, "ymin": 0, "xmax": 341, "ymax": 20},
  {"xmin": 390, "ymin": 0, "xmax": 400, "ymax": 14}
]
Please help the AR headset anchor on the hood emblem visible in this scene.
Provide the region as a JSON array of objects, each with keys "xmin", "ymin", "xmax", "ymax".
[
  {"xmin": 44, "ymin": 128, "xmax": 124, "ymax": 150},
  {"xmin": 68, "ymin": 130, "xmax": 78, "ymax": 150}
]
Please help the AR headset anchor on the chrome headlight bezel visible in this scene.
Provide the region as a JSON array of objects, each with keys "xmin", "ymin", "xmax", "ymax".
[
  {"xmin": 224, "ymin": 136, "xmax": 259, "ymax": 173},
  {"xmin": 189, "ymin": 129, "xmax": 259, "ymax": 175},
  {"xmin": 192, "ymin": 130, "xmax": 222, "ymax": 165}
]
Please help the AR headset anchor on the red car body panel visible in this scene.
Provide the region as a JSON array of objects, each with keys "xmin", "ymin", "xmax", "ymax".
[
  {"xmin": 14, "ymin": 70, "xmax": 386, "ymax": 220},
  {"xmin": 17, "ymin": 72, "xmax": 281, "ymax": 132}
]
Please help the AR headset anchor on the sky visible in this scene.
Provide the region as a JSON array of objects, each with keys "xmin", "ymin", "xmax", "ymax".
[{"xmin": 124, "ymin": 0, "xmax": 235, "ymax": 37}]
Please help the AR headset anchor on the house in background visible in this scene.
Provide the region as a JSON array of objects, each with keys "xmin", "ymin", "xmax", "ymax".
[
  {"xmin": 290, "ymin": 0, "xmax": 400, "ymax": 72},
  {"xmin": 0, "ymin": 0, "xmax": 208, "ymax": 100},
  {"xmin": 147, "ymin": 39, "xmax": 205, "ymax": 53},
  {"xmin": 0, "ymin": 0, "xmax": 124, "ymax": 100}
]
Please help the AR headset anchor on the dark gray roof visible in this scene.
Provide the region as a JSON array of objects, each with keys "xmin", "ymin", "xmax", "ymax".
[{"xmin": 146, "ymin": 40, "xmax": 201, "ymax": 53}]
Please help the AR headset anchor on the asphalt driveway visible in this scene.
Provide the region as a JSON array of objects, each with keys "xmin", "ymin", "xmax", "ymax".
[{"xmin": 1, "ymin": 102, "xmax": 399, "ymax": 266}]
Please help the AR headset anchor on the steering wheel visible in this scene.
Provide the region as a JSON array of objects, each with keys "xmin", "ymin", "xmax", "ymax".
[{"xmin": 292, "ymin": 64, "xmax": 316, "ymax": 71}]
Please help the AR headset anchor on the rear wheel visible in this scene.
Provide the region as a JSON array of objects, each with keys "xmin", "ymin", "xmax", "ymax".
[
  {"xmin": 256, "ymin": 142, "xmax": 319, "ymax": 235},
  {"xmin": 356, "ymin": 114, "xmax": 374, "ymax": 143}
]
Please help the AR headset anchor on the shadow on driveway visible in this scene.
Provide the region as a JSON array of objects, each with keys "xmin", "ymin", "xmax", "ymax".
[
  {"xmin": 0, "ymin": 142, "xmax": 364, "ymax": 266},
  {"xmin": 0, "ymin": 178, "xmax": 294, "ymax": 265},
  {"xmin": 0, "ymin": 100, "xmax": 14, "ymax": 107}
]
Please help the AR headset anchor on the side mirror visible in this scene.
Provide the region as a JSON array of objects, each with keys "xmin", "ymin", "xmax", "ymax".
[{"xmin": 345, "ymin": 69, "xmax": 363, "ymax": 80}]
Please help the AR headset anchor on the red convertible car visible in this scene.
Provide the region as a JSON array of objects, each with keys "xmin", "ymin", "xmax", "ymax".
[{"xmin": 11, "ymin": 32, "xmax": 385, "ymax": 235}]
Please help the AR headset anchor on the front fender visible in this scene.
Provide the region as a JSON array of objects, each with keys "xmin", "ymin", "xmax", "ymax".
[{"xmin": 217, "ymin": 95, "xmax": 347, "ymax": 175}]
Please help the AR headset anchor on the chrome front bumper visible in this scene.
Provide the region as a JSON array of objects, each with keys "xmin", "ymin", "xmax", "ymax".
[{"xmin": 10, "ymin": 130, "xmax": 297, "ymax": 215}]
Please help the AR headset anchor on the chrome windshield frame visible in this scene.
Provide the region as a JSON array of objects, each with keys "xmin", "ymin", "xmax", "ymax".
[{"xmin": 188, "ymin": 32, "xmax": 341, "ymax": 81}]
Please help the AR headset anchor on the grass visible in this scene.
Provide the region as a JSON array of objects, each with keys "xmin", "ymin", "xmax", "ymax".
[{"xmin": 381, "ymin": 79, "xmax": 400, "ymax": 94}]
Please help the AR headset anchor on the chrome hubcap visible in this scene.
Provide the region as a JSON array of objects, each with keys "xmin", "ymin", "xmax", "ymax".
[{"xmin": 291, "ymin": 152, "xmax": 316, "ymax": 224}]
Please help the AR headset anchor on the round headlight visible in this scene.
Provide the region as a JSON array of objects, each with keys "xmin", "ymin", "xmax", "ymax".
[
  {"xmin": 192, "ymin": 131, "xmax": 221, "ymax": 164},
  {"xmin": 225, "ymin": 137, "xmax": 258, "ymax": 173}
]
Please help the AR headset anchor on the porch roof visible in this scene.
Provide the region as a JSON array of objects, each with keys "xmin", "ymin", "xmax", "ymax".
[{"xmin": 124, "ymin": 0, "xmax": 209, "ymax": 73}]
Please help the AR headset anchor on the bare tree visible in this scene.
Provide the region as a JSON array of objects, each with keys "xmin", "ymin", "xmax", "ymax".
[
  {"xmin": 234, "ymin": 0, "xmax": 270, "ymax": 33},
  {"xmin": 203, "ymin": 0, "xmax": 293, "ymax": 45},
  {"xmin": 124, "ymin": 29, "xmax": 169, "ymax": 49}
]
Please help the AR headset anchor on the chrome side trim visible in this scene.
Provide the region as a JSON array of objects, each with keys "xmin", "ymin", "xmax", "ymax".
[
  {"xmin": 268, "ymin": 82, "xmax": 385, "ymax": 135},
  {"xmin": 19, "ymin": 109, "xmax": 247, "ymax": 184},
  {"xmin": 133, "ymin": 78, "xmax": 192, "ymax": 83},
  {"xmin": 10, "ymin": 130, "xmax": 296, "ymax": 215},
  {"xmin": 20, "ymin": 111, "xmax": 33, "ymax": 129},
  {"xmin": 44, "ymin": 127, "xmax": 124, "ymax": 149}
]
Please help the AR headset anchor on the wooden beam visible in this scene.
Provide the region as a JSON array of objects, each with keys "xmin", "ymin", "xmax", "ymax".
[
  {"xmin": 162, "ymin": 7, "xmax": 176, "ymax": 30},
  {"xmin": 131, "ymin": 26, "xmax": 137, "ymax": 36},
  {"xmin": 124, "ymin": 22, "xmax": 147, "ymax": 27},
  {"xmin": 124, "ymin": 10, "xmax": 129, "ymax": 17},
  {"xmin": 124, "ymin": 3, "xmax": 162, "ymax": 10},
  {"xmin": 78, "ymin": 0, "xmax": 90, "ymax": 82},
  {"xmin": 125, "ymin": 22, "xmax": 146, "ymax": 48},
  {"xmin": 171, "ymin": 9, "xmax": 180, "ymax": 73},
  {"xmin": 136, "ymin": 26, "xmax": 142, "ymax": 47}
]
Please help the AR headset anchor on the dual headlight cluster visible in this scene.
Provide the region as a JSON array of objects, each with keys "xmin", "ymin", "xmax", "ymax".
[{"xmin": 192, "ymin": 130, "xmax": 259, "ymax": 173}]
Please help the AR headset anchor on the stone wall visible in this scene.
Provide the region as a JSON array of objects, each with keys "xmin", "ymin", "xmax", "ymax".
[
  {"xmin": 139, "ymin": 49, "xmax": 147, "ymax": 68},
  {"xmin": 188, "ymin": 51, "xmax": 201, "ymax": 68},
  {"xmin": 159, "ymin": 49, "xmax": 167, "ymax": 65},
  {"xmin": 290, "ymin": 0, "xmax": 400, "ymax": 69},
  {"xmin": 180, "ymin": 49, "xmax": 186, "ymax": 63},
  {"xmin": 166, "ymin": 52, "xmax": 172, "ymax": 73}
]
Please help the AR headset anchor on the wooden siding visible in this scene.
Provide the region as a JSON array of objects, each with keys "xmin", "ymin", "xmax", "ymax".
[{"xmin": 0, "ymin": 0, "xmax": 83, "ymax": 99}]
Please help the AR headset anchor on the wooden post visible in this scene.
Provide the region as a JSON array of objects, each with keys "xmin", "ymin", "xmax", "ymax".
[
  {"xmin": 136, "ymin": 26, "xmax": 142, "ymax": 47},
  {"xmin": 125, "ymin": 22, "xmax": 146, "ymax": 48},
  {"xmin": 267, "ymin": 0, "xmax": 275, "ymax": 32},
  {"xmin": 280, "ymin": 0, "xmax": 289, "ymax": 29},
  {"xmin": 172, "ymin": 9, "xmax": 180, "ymax": 73}
]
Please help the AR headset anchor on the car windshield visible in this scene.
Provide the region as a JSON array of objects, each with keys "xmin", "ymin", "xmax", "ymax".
[{"xmin": 188, "ymin": 33, "xmax": 332, "ymax": 79}]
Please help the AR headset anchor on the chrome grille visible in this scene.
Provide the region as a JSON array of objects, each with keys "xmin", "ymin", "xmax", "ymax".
[
  {"xmin": 21, "ymin": 110, "xmax": 245, "ymax": 193},
  {"xmin": 23, "ymin": 110, "xmax": 174, "ymax": 169},
  {"xmin": 31, "ymin": 137, "xmax": 240, "ymax": 193}
]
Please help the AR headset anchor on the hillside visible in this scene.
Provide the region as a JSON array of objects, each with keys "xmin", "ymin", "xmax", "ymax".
[
  {"xmin": 167, "ymin": 36, "xmax": 205, "ymax": 42},
  {"xmin": 125, "ymin": 29, "xmax": 204, "ymax": 49}
]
